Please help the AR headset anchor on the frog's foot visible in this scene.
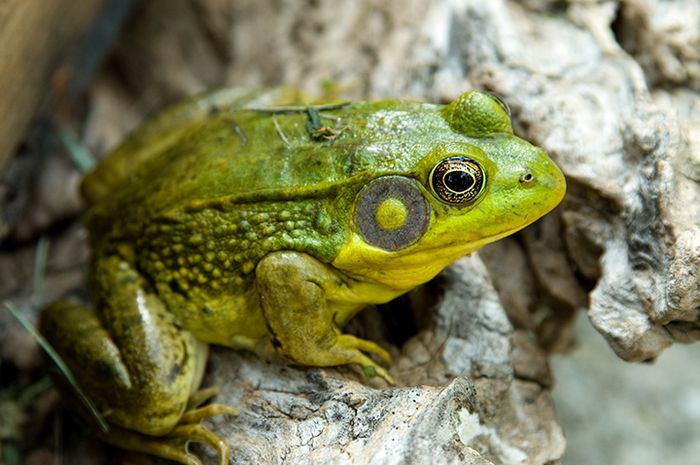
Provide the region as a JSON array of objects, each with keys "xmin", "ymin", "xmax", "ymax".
[{"xmin": 100, "ymin": 401, "xmax": 237, "ymax": 465}]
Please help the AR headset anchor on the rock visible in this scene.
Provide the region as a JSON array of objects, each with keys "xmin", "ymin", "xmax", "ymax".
[
  {"xmin": 552, "ymin": 312, "xmax": 700, "ymax": 465},
  {"xmin": 614, "ymin": 0, "xmax": 700, "ymax": 91},
  {"xmin": 204, "ymin": 256, "xmax": 564, "ymax": 465}
]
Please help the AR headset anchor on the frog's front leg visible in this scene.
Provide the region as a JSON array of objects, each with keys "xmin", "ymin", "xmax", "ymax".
[
  {"xmin": 39, "ymin": 254, "xmax": 234, "ymax": 465},
  {"xmin": 256, "ymin": 251, "xmax": 393, "ymax": 383}
]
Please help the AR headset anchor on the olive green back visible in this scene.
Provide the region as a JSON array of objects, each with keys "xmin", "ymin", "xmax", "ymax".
[{"xmin": 83, "ymin": 93, "xmax": 458, "ymax": 250}]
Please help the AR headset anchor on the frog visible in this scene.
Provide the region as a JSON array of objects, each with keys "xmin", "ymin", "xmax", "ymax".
[{"xmin": 39, "ymin": 87, "xmax": 566, "ymax": 465}]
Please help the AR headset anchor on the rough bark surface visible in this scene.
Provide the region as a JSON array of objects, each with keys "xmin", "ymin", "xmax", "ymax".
[{"xmin": 1, "ymin": 1, "xmax": 698, "ymax": 465}]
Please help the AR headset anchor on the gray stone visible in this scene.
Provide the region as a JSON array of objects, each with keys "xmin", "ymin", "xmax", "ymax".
[{"xmin": 552, "ymin": 312, "xmax": 700, "ymax": 465}]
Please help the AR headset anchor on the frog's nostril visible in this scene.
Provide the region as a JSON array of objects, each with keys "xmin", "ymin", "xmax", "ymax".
[{"xmin": 519, "ymin": 171, "xmax": 535, "ymax": 186}]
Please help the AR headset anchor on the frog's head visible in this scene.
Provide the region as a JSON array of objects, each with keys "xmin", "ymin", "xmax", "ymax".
[{"xmin": 332, "ymin": 91, "xmax": 566, "ymax": 291}]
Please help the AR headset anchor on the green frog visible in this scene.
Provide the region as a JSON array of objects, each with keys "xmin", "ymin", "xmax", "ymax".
[{"xmin": 40, "ymin": 88, "xmax": 565, "ymax": 465}]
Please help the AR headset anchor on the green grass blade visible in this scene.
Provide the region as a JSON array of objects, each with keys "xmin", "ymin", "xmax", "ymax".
[
  {"xmin": 4, "ymin": 302, "xmax": 109, "ymax": 433},
  {"xmin": 2, "ymin": 440, "xmax": 22, "ymax": 465},
  {"xmin": 16, "ymin": 376, "xmax": 53, "ymax": 407},
  {"xmin": 59, "ymin": 128, "xmax": 95, "ymax": 172},
  {"xmin": 31, "ymin": 237, "xmax": 49, "ymax": 309}
]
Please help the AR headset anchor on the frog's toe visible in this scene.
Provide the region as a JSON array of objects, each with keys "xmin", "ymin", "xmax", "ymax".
[
  {"xmin": 174, "ymin": 401, "xmax": 237, "ymax": 464},
  {"xmin": 187, "ymin": 385, "xmax": 222, "ymax": 409},
  {"xmin": 100, "ymin": 400, "xmax": 236, "ymax": 465},
  {"xmin": 169, "ymin": 423, "xmax": 230, "ymax": 465},
  {"xmin": 362, "ymin": 364, "xmax": 394, "ymax": 386},
  {"xmin": 338, "ymin": 334, "xmax": 393, "ymax": 367},
  {"xmin": 359, "ymin": 357, "xmax": 394, "ymax": 384},
  {"xmin": 180, "ymin": 403, "xmax": 239, "ymax": 424},
  {"xmin": 100, "ymin": 426, "xmax": 214, "ymax": 465},
  {"xmin": 336, "ymin": 334, "xmax": 394, "ymax": 384}
]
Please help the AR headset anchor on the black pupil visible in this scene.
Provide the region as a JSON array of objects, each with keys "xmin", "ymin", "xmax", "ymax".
[{"xmin": 444, "ymin": 170, "xmax": 474, "ymax": 192}]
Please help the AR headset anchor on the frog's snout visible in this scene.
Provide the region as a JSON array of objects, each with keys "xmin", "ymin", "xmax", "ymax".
[{"xmin": 515, "ymin": 155, "xmax": 567, "ymax": 210}]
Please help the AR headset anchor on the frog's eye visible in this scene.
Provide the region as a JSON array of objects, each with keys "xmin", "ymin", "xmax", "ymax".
[
  {"xmin": 429, "ymin": 156, "xmax": 485, "ymax": 205},
  {"xmin": 354, "ymin": 176, "xmax": 430, "ymax": 251}
]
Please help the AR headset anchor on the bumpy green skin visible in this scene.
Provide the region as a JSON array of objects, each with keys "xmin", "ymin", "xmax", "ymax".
[{"xmin": 39, "ymin": 88, "xmax": 565, "ymax": 463}]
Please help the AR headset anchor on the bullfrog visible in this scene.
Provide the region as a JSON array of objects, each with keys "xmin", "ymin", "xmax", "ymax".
[{"xmin": 40, "ymin": 88, "xmax": 565, "ymax": 465}]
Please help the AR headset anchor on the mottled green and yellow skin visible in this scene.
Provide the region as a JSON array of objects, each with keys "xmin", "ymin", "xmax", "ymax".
[{"xmin": 40, "ymin": 88, "xmax": 565, "ymax": 465}]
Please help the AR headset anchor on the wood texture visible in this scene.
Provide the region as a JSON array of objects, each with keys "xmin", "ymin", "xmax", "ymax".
[{"xmin": 0, "ymin": 0, "xmax": 104, "ymax": 168}]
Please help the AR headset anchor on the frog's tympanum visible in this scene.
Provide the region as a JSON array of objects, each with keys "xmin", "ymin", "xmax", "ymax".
[{"xmin": 40, "ymin": 88, "xmax": 565, "ymax": 464}]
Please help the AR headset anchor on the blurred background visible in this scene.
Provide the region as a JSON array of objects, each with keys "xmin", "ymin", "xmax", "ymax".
[{"xmin": 552, "ymin": 313, "xmax": 700, "ymax": 465}]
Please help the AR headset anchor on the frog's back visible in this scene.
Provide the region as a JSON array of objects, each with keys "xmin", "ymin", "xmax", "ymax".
[
  {"xmin": 83, "ymin": 91, "xmax": 451, "ymax": 242},
  {"xmin": 82, "ymin": 87, "xmax": 306, "ymax": 206}
]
